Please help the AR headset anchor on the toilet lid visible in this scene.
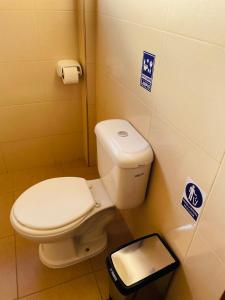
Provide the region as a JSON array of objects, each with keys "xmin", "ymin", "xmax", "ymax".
[{"xmin": 12, "ymin": 177, "xmax": 95, "ymax": 230}]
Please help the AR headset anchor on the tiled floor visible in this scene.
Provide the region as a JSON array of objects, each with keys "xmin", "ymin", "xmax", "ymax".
[{"xmin": 0, "ymin": 160, "xmax": 132, "ymax": 300}]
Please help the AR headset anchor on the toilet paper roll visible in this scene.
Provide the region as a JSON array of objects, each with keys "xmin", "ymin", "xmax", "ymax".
[{"xmin": 62, "ymin": 66, "xmax": 79, "ymax": 84}]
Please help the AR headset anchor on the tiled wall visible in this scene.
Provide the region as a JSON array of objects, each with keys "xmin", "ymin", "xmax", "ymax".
[
  {"xmin": 95, "ymin": 1, "xmax": 225, "ymax": 299},
  {"xmin": 0, "ymin": 0, "xmax": 83, "ymax": 173},
  {"xmin": 77, "ymin": 0, "xmax": 97, "ymax": 166}
]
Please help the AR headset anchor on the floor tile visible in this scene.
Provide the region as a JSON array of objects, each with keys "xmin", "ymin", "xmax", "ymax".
[
  {"xmin": 90, "ymin": 217, "xmax": 132, "ymax": 272},
  {"xmin": 16, "ymin": 236, "xmax": 92, "ymax": 298},
  {"xmin": 94, "ymin": 269, "xmax": 109, "ymax": 300},
  {"xmin": 20, "ymin": 274, "xmax": 101, "ymax": 300},
  {"xmin": 0, "ymin": 193, "xmax": 14, "ymax": 238},
  {"xmin": 106, "ymin": 218, "xmax": 133, "ymax": 249},
  {"xmin": 0, "ymin": 161, "xmax": 133, "ymax": 299},
  {"xmin": 0, "ymin": 236, "xmax": 17, "ymax": 300}
]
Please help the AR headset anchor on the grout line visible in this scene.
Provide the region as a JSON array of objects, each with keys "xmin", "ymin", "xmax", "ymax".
[
  {"xmin": 82, "ymin": 0, "xmax": 91, "ymax": 167},
  {"xmin": 0, "ymin": 130, "xmax": 83, "ymax": 145},
  {"xmin": 151, "ymin": 111, "xmax": 222, "ymax": 164},
  {"xmin": 0, "ymin": 58, "xmax": 76, "ymax": 63},
  {"xmin": 98, "ymin": 13, "xmax": 225, "ymax": 50},
  {"xmin": 0, "ymin": 233, "xmax": 15, "ymax": 240},
  {"xmin": 184, "ymin": 152, "xmax": 225, "ymax": 259},
  {"xmin": 0, "ymin": 9, "xmax": 77, "ymax": 12},
  {"xmin": 93, "ymin": 270, "xmax": 104, "ymax": 300},
  {"xmin": 98, "ymin": 64, "xmax": 152, "ymax": 113},
  {"xmin": 0, "ymin": 98, "xmax": 81, "ymax": 109},
  {"xmin": 98, "ymin": 65, "xmax": 222, "ymax": 165}
]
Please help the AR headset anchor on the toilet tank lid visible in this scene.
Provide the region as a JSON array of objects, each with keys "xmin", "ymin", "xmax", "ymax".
[{"xmin": 95, "ymin": 119, "xmax": 154, "ymax": 168}]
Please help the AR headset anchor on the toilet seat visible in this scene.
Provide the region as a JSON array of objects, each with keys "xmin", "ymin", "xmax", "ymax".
[{"xmin": 12, "ymin": 177, "xmax": 95, "ymax": 231}]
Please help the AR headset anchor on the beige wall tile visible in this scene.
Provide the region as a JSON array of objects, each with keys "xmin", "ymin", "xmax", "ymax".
[
  {"xmin": 149, "ymin": 115, "xmax": 219, "ymax": 209},
  {"xmin": 198, "ymin": 155, "xmax": 225, "ymax": 264},
  {"xmin": 89, "ymin": 137, "xmax": 97, "ymax": 166},
  {"xmin": 0, "ymin": 152, "xmax": 7, "ymax": 174},
  {"xmin": 81, "ymin": 91, "xmax": 89, "ymax": 164},
  {"xmin": 0, "ymin": 100, "xmax": 82, "ymax": 142},
  {"xmin": 13, "ymin": 166, "xmax": 48, "ymax": 192},
  {"xmin": 122, "ymin": 171, "xmax": 196, "ymax": 260},
  {"xmin": 88, "ymin": 104, "xmax": 96, "ymax": 135},
  {"xmin": 167, "ymin": 0, "xmax": 225, "ymax": 46},
  {"xmin": 62, "ymin": 160, "xmax": 98, "ymax": 178},
  {"xmin": 96, "ymin": 65, "xmax": 107, "ymax": 122},
  {"xmin": 168, "ymin": 232, "xmax": 225, "ymax": 300},
  {"xmin": 0, "ymin": 173, "xmax": 14, "ymax": 196},
  {"xmin": 0, "ymin": 11, "xmax": 38, "ymax": 61},
  {"xmin": 77, "ymin": 2, "xmax": 86, "ymax": 65},
  {"xmin": 0, "ymin": 236, "xmax": 17, "ymax": 300},
  {"xmin": 39, "ymin": 60, "xmax": 81, "ymax": 102},
  {"xmin": 21, "ymin": 274, "xmax": 101, "ymax": 300},
  {"xmin": 35, "ymin": 0, "xmax": 76, "ymax": 11},
  {"xmin": 13, "ymin": 165, "xmax": 63, "ymax": 198},
  {"xmin": 2, "ymin": 137, "xmax": 54, "ymax": 171},
  {"xmin": 0, "ymin": 2, "xmax": 83, "ymax": 172},
  {"xmin": 97, "ymin": 66, "xmax": 151, "ymax": 139},
  {"xmin": 85, "ymin": 0, "xmax": 96, "ymax": 13},
  {"xmin": 96, "ymin": 2, "xmax": 225, "ymax": 300},
  {"xmin": 97, "ymin": 0, "xmax": 169, "ymax": 30},
  {"xmin": 0, "ymin": 193, "xmax": 14, "ymax": 238},
  {"xmin": 121, "ymin": 114, "xmax": 219, "ymax": 259},
  {"xmin": 86, "ymin": 63, "xmax": 96, "ymax": 104},
  {"xmin": 0, "ymin": 0, "xmax": 34, "ymax": 10},
  {"xmin": 50, "ymin": 132, "xmax": 83, "ymax": 164},
  {"xmin": 0, "ymin": 59, "xmax": 81, "ymax": 106},
  {"xmin": 35, "ymin": 11, "xmax": 78, "ymax": 60},
  {"xmin": 0, "ymin": 61, "xmax": 44, "ymax": 106},
  {"xmin": 44, "ymin": 165, "xmax": 63, "ymax": 179},
  {"xmin": 154, "ymin": 34, "xmax": 225, "ymax": 162},
  {"xmin": 83, "ymin": 9, "xmax": 97, "ymax": 165},
  {"xmin": 97, "ymin": 15, "xmax": 164, "ymax": 110},
  {"xmin": 16, "ymin": 235, "xmax": 92, "ymax": 297},
  {"xmin": 86, "ymin": 12, "xmax": 96, "ymax": 64}
]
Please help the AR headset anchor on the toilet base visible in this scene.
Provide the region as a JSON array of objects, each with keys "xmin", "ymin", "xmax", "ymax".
[{"xmin": 39, "ymin": 233, "xmax": 107, "ymax": 268}]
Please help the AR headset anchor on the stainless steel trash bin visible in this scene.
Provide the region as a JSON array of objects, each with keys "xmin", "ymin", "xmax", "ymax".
[{"xmin": 106, "ymin": 233, "xmax": 179, "ymax": 300}]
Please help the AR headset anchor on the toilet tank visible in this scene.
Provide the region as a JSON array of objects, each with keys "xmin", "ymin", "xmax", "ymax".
[{"xmin": 95, "ymin": 119, "xmax": 154, "ymax": 209}]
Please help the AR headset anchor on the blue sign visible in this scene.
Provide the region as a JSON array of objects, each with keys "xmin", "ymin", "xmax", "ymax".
[
  {"xmin": 140, "ymin": 51, "xmax": 155, "ymax": 92},
  {"xmin": 181, "ymin": 178, "xmax": 206, "ymax": 221},
  {"xmin": 185, "ymin": 183, "xmax": 203, "ymax": 208}
]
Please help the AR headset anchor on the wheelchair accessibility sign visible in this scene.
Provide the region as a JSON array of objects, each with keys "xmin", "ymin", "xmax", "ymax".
[
  {"xmin": 181, "ymin": 178, "xmax": 206, "ymax": 221},
  {"xmin": 140, "ymin": 51, "xmax": 155, "ymax": 92}
]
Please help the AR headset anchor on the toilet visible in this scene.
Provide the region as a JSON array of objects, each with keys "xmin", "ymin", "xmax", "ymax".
[{"xmin": 10, "ymin": 119, "xmax": 154, "ymax": 268}]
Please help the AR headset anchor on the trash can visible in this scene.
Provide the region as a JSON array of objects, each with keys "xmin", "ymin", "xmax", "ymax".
[{"xmin": 106, "ymin": 233, "xmax": 179, "ymax": 300}]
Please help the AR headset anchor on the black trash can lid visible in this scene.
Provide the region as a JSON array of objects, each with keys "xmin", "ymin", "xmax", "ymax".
[{"xmin": 106, "ymin": 233, "xmax": 179, "ymax": 295}]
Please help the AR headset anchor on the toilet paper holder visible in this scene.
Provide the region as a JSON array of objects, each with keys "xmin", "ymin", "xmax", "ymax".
[{"xmin": 56, "ymin": 60, "xmax": 83, "ymax": 79}]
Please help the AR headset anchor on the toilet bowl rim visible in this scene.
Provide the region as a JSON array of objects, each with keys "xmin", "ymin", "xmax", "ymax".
[
  {"xmin": 11, "ymin": 203, "xmax": 115, "ymax": 240},
  {"xmin": 10, "ymin": 207, "xmax": 88, "ymax": 239}
]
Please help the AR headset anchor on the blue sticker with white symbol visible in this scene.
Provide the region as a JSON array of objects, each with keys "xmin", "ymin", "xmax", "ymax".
[
  {"xmin": 181, "ymin": 178, "xmax": 206, "ymax": 221},
  {"xmin": 140, "ymin": 51, "xmax": 155, "ymax": 92}
]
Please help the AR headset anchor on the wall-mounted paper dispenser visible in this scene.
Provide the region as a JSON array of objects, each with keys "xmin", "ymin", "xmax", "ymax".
[{"xmin": 56, "ymin": 60, "xmax": 82, "ymax": 84}]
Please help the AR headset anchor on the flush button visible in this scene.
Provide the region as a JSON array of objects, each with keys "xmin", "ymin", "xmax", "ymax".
[{"xmin": 118, "ymin": 131, "xmax": 128, "ymax": 137}]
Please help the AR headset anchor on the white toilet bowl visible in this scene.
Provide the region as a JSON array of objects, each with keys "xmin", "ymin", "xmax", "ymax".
[
  {"xmin": 10, "ymin": 119, "xmax": 154, "ymax": 269},
  {"xmin": 11, "ymin": 177, "xmax": 115, "ymax": 268}
]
